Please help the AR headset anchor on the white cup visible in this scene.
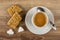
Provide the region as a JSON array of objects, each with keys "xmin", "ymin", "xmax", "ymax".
[{"xmin": 31, "ymin": 11, "xmax": 49, "ymax": 28}]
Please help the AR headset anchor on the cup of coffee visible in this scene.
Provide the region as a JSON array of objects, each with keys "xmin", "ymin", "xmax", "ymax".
[{"xmin": 32, "ymin": 12, "xmax": 48, "ymax": 28}]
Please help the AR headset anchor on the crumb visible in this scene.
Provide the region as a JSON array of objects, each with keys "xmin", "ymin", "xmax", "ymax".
[
  {"xmin": 7, "ymin": 29, "xmax": 14, "ymax": 35},
  {"xmin": 18, "ymin": 27, "xmax": 24, "ymax": 32}
]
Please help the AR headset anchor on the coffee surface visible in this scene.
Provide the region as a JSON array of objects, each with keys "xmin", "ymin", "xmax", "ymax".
[{"xmin": 33, "ymin": 12, "xmax": 47, "ymax": 27}]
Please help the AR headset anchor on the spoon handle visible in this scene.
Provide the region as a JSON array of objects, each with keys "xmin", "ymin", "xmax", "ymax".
[{"xmin": 50, "ymin": 21, "xmax": 56, "ymax": 30}]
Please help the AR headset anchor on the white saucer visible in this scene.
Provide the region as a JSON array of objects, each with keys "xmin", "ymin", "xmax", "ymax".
[{"xmin": 25, "ymin": 6, "xmax": 54, "ymax": 35}]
